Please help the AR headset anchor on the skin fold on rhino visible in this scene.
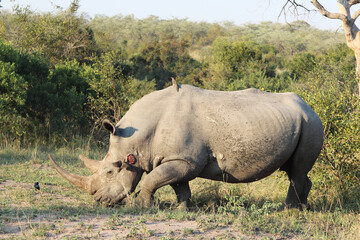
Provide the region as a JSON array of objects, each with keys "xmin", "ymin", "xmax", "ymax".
[{"xmin": 50, "ymin": 80, "xmax": 324, "ymax": 209}]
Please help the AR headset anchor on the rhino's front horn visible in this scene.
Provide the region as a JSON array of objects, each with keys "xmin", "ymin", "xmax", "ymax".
[
  {"xmin": 79, "ymin": 154, "xmax": 100, "ymax": 173},
  {"xmin": 49, "ymin": 155, "xmax": 91, "ymax": 193}
]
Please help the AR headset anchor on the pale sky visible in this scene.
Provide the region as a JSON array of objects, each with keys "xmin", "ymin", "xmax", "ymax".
[{"xmin": 1, "ymin": 0, "xmax": 343, "ymax": 30}]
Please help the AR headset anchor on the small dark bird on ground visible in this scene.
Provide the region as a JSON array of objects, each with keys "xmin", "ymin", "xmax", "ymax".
[{"xmin": 34, "ymin": 182, "xmax": 40, "ymax": 190}]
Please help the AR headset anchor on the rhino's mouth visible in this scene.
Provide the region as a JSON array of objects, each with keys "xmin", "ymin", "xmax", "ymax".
[
  {"xmin": 93, "ymin": 189, "xmax": 128, "ymax": 205},
  {"xmin": 92, "ymin": 182, "xmax": 131, "ymax": 205}
]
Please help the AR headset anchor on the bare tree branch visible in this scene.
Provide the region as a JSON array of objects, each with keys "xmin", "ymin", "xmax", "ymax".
[
  {"xmin": 348, "ymin": 0, "xmax": 360, "ymax": 6},
  {"xmin": 311, "ymin": 0, "xmax": 347, "ymax": 21},
  {"xmin": 278, "ymin": 0, "xmax": 315, "ymax": 23},
  {"xmin": 286, "ymin": 0, "xmax": 360, "ymax": 96},
  {"xmin": 287, "ymin": 0, "xmax": 311, "ymax": 11},
  {"xmin": 352, "ymin": 8, "xmax": 360, "ymax": 22}
]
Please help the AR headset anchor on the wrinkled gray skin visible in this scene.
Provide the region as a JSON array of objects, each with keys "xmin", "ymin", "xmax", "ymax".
[{"xmin": 50, "ymin": 82, "xmax": 323, "ymax": 209}]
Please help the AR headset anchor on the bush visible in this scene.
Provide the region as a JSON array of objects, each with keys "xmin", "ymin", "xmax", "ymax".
[
  {"xmin": 208, "ymin": 38, "xmax": 282, "ymax": 91},
  {"xmin": 1, "ymin": 1, "xmax": 98, "ymax": 65},
  {"xmin": 87, "ymin": 50, "xmax": 132, "ymax": 125},
  {"xmin": 293, "ymin": 53, "xmax": 360, "ymax": 209},
  {"xmin": 210, "ymin": 38, "xmax": 277, "ymax": 80},
  {"xmin": 286, "ymin": 52, "xmax": 316, "ymax": 80},
  {"xmin": 0, "ymin": 61, "xmax": 27, "ymax": 139},
  {"xmin": 131, "ymin": 34, "xmax": 201, "ymax": 89},
  {"xmin": 0, "ymin": 40, "xmax": 50, "ymax": 141},
  {"xmin": 44, "ymin": 60, "xmax": 91, "ymax": 137},
  {"xmin": 226, "ymin": 70, "xmax": 291, "ymax": 92}
]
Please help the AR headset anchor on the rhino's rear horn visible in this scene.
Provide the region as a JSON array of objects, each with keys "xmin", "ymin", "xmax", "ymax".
[
  {"xmin": 49, "ymin": 155, "xmax": 91, "ymax": 193},
  {"xmin": 79, "ymin": 154, "xmax": 100, "ymax": 173}
]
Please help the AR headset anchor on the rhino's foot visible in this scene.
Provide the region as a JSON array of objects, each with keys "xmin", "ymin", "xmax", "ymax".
[
  {"xmin": 284, "ymin": 174, "xmax": 312, "ymax": 211},
  {"xmin": 135, "ymin": 191, "xmax": 152, "ymax": 208},
  {"xmin": 176, "ymin": 201, "xmax": 189, "ymax": 211},
  {"xmin": 284, "ymin": 202, "xmax": 310, "ymax": 211},
  {"xmin": 171, "ymin": 182, "xmax": 191, "ymax": 210}
]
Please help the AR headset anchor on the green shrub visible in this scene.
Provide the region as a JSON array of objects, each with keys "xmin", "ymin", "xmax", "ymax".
[
  {"xmin": 210, "ymin": 38, "xmax": 277, "ymax": 80},
  {"xmin": 87, "ymin": 50, "xmax": 132, "ymax": 125},
  {"xmin": 208, "ymin": 38, "xmax": 285, "ymax": 91},
  {"xmin": 131, "ymin": 34, "xmax": 200, "ymax": 89},
  {"xmin": 286, "ymin": 52, "xmax": 316, "ymax": 80},
  {"xmin": 226, "ymin": 69, "xmax": 291, "ymax": 92},
  {"xmin": 294, "ymin": 57, "xmax": 360, "ymax": 210},
  {"xmin": 0, "ymin": 61, "xmax": 27, "ymax": 138},
  {"xmin": 44, "ymin": 60, "xmax": 91, "ymax": 137}
]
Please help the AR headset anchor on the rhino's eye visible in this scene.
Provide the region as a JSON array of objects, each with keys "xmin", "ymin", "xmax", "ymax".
[
  {"xmin": 112, "ymin": 161, "xmax": 122, "ymax": 168},
  {"xmin": 107, "ymin": 170, "xmax": 113, "ymax": 175}
]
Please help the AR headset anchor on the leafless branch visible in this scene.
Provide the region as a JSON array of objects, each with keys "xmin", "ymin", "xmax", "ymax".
[
  {"xmin": 311, "ymin": 0, "xmax": 347, "ymax": 21},
  {"xmin": 278, "ymin": 0, "xmax": 313, "ymax": 20},
  {"xmin": 348, "ymin": 0, "xmax": 360, "ymax": 6},
  {"xmin": 288, "ymin": 0, "xmax": 312, "ymax": 11},
  {"xmin": 352, "ymin": 8, "xmax": 360, "ymax": 22}
]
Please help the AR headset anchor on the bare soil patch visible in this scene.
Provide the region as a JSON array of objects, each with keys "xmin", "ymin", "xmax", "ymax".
[
  {"xmin": 0, "ymin": 180, "xmax": 250, "ymax": 239},
  {"xmin": 2, "ymin": 213, "xmax": 244, "ymax": 239}
]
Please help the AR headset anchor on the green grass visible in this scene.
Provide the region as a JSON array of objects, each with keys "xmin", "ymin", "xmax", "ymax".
[{"xmin": 0, "ymin": 144, "xmax": 359, "ymax": 239}]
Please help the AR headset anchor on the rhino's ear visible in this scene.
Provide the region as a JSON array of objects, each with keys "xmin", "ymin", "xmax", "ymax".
[{"xmin": 103, "ymin": 119, "xmax": 116, "ymax": 135}]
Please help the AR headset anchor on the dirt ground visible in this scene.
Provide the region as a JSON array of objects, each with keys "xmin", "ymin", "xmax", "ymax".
[
  {"xmin": 0, "ymin": 180, "xmax": 252, "ymax": 239},
  {"xmin": 2, "ymin": 214, "xmax": 240, "ymax": 239}
]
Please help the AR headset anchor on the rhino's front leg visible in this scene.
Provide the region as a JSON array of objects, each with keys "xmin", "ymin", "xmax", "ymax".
[
  {"xmin": 136, "ymin": 160, "xmax": 197, "ymax": 207},
  {"xmin": 171, "ymin": 182, "xmax": 191, "ymax": 209}
]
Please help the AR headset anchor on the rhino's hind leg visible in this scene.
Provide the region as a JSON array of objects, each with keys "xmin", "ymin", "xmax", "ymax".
[
  {"xmin": 136, "ymin": 160, "xmax": 198, "ymax": 207},
  {"xmin": 282, "ymin": 118, "xmax": 323, "ymax": 210},
  {"xmin": 281, "ymin": 145, "xmax": 316, "ymax": 210},
  {"xmin": 299, "ymin": 176, "xmax": 312, "ymax": 205},
  {"xmin": 171, "ymin": 182, "xmax": 191, "ymax": 209},
  {"xmin": 284, "ymin": 174, "xmax": 312, "ymax": 209}
]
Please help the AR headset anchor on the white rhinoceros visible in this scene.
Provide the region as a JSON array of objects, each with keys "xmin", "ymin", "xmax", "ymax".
[{"xmin": 50, "ymin": 81, "xmax": 323, "ymax": 209}]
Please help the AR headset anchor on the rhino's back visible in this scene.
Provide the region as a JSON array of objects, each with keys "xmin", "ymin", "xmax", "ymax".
[{"xmin": 159, "ymin": 85, "xmax": 305, "ymax": 143}]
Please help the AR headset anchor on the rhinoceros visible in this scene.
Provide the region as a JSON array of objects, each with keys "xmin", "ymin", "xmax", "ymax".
[{"xmin": 50, "ymin": 80, "xmax": 323, "ymax": 209}]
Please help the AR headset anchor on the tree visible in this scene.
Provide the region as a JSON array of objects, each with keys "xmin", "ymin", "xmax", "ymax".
[
  {"xmin": 282, "ymin": 0, "xmax": 360, "ymax": 96},
  {"xmin": 1, "ymin": 0, "xmax": 98, "ymax": 64},
  {"xmin": 311, "ymin": 0, "xmax": 360, "ymax": 96}
]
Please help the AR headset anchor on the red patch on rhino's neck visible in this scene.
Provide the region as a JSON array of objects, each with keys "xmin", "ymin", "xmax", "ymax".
[{"xmin": 127, "ymin": 154, "xmax": 136, "ymax": 165}]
